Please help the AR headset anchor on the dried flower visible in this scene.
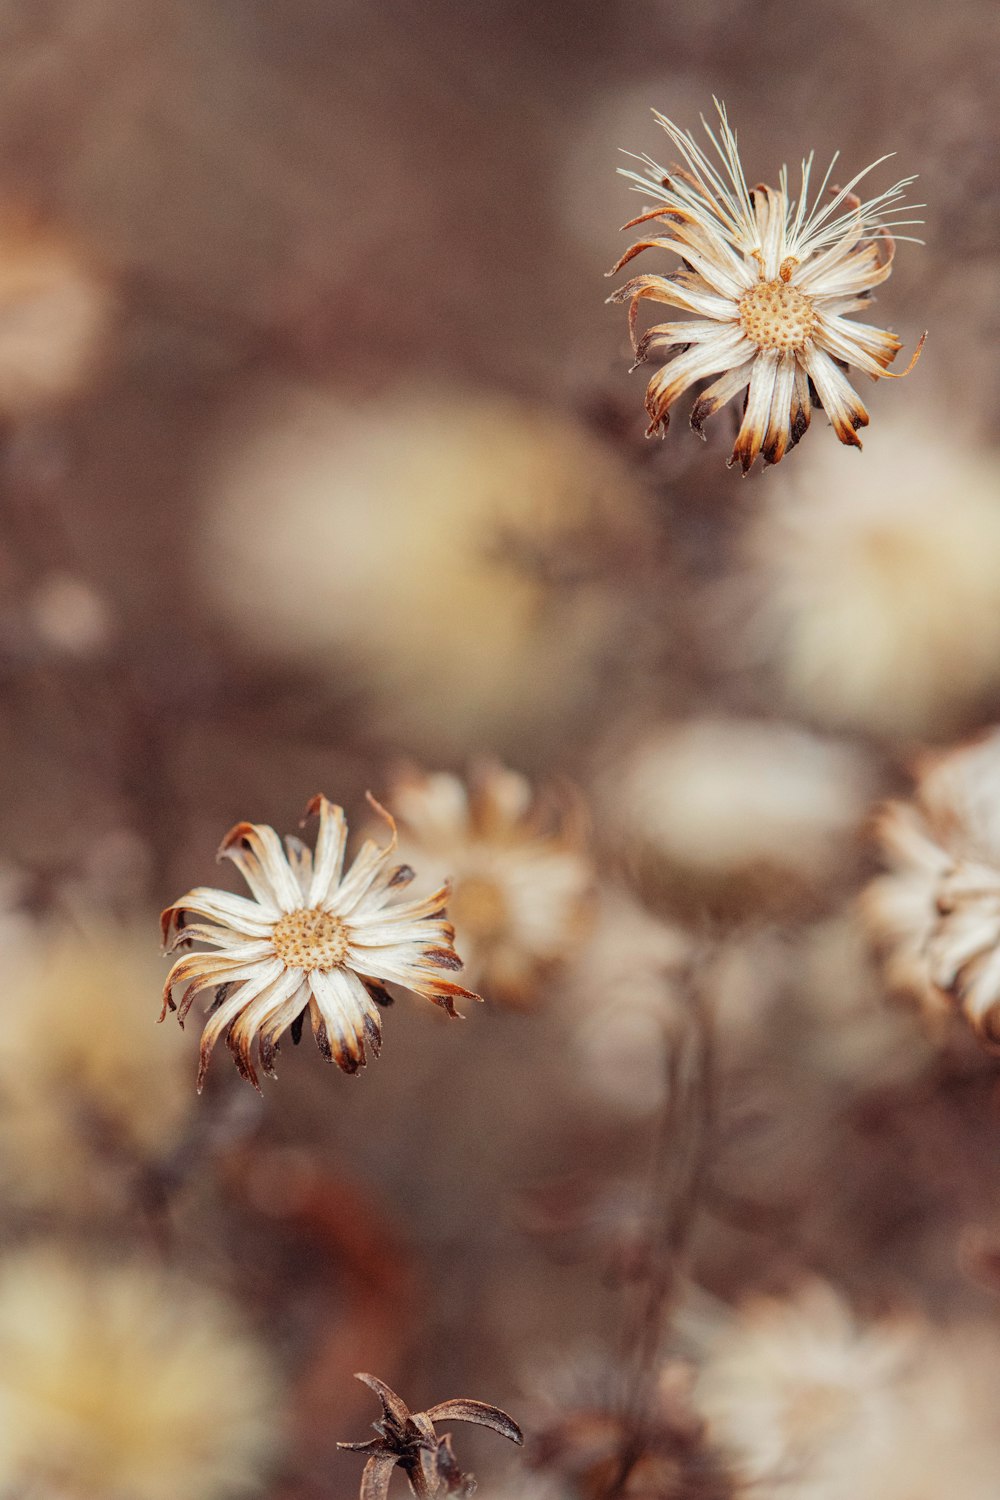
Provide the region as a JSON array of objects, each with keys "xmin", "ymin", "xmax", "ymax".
[
  {"xmin": 738, "ymin": 416, "xmax": 1000, "ymax": 737},
  {"xmin": 199, "ymin": 386, "xmax": 653, "ymax": 752},
  {"xmin": 693, "ymin": 1280, "xmax": 917, "ymax": 1496},
  {"xmin": 604, "ymin": 717, "xmax": 872, "ymax": 915},
  {"xmin": 390, "ymin": 763, "xmax": 593, "ymax": 1008},
  {"xmin": 0, "ymin": 1248, "xmax": 280, "ymax": 1500},
  {"xmin": 608, "ymin": 100, "xmax": 923, "ymax": 470},
  {"xmin": 858, "ymin": 1324, "xmax": 1000, "ymax": 1500},
  {"xmin": 566, "ymin": 887, "xmax": 692, "ymax": 1116},
  {"xmin": 863, "ymin": 730, "xmax": 1000, "ymax": 1046},
  {"xmin": 0, "ymin": 924, "xmax": 194, "ymax": 1214},
  {"xmin": 527, "ymin": 1353, "xmax": 736, "ymax": 1500},
  {"xmin": 161, "ymin": 794, "xmax": 479, "ymax": 1090},
  {"xmin": 338, "ymin": 1372, "xmax": 523, "ymax": 1500}
]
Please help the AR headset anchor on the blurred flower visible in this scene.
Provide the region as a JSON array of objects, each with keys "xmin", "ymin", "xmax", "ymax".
[
  {"xmin": 859, "ymin": 1324, "xmax": 1000, "ymax": 1500},
  {"xmin": 863, "ymin": 730, "xmax": 1000, "ymax": 1046},
  {"xmin": 198, "ymin": 385, "xmax": 654, "ymax": 753},
  {"xmin": 793, "ymin": 908, "xmax": 934, "ymax": 1090},
  {"xmin": 693, "ymin": 1280, "xmax": 917, "ymax": 1496},
  {"xmin": 527, "ymin": 1351, "xmax": 735, "ymax": 1500},
  {"xmin": 338, "ymin": 1372, "xmax": 523, "ymax": 1500},
  {"xmin": 740, "ymin": 417, "xmax": 1000, "ymax": 736},
  {"xmin": 608, "ymin": 101, "xmax": 923, "ymax": 470},
  {"xmin": 566, "ymin": 886, "xmax": 692, "ymax": 1114},
  {"xmin": 28, "ymin": 572, "xmax": 113, "ymax": 658},
  {"xmin": 603, "ymin": 717, "xmax": 873, "ymax": 916},
  {"xmin": 162, "ymin": 794, "xmax": 479, "ymax": 1090},
  {"xmin": 0, "ymin": 1248, "xmax": 279, "ymax": 1500},
  {"xmin": 0, "ymin": 923, "xmax": 193, "ymax": 1213},
  {"xmin": 0, "ymin": 211, "xmax": 112, "ymax": 414},
  {"xmin": 389, "ymin": 763, "xmax": 593, "ymax": 1008}
]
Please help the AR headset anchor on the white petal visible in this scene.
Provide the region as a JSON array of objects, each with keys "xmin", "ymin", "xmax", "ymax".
[{"xmin": 308, "ymin": 797, "xmax": 349, "ymax": 905}]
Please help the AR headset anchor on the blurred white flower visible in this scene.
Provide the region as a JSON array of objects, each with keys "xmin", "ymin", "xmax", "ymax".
[
  {"xmin": 0, "ymin": 923, "xmax": 194, "ymax": 1213},
  {"xmin": 741, "ymin": 415, "xmax": 1000, "ymax": 737},
  {"xmin": 28, "ymin": 572, "xmax": 113, "ymax": 657},
  {"xmin": 694, "ymin": 1280, "xmax": 917, "ymax": 1497},
  {"xmin": 390, "ymin": 762, "xmax": 593, "ymax": 1008},
  {"xmin": 795, "ymin": 908, "xmax": 934, "ymax": 1089},
  {"xmin": 0, "ymin": 1249, "xmax": 280, "ymax": 1500},
  {"xmin": 860, "ymin": 1325, "xmax": 1000, "ymax": 1500},
  {"xmin": 863, "ymin": 729, "xmax": 1000, "ymax": 1046},
  {"xmin": 0, "ymin": 212, "xmax": 112, "ymax": 413},
  {"xmin": 565, "ymin": 885, "xmax": 692, "ymax": 1113},
  {"xmin": 197, "ymin": 384, "xmax": 653, "ymax": 752},
  {"xmin": 604, "ymin": 717, "xmax": 873, "ymax": 912}
]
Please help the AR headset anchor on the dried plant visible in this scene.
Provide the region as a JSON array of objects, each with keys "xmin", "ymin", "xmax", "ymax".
[
  {"xmin": 864, "ymin": 728, "xmax": 1000, "ymax": 1046},
  {"xmin": 608, "ymin": 100, "xmax": 924, "ymax": 470},
  {"xmin": 390, "ymin": 761, "xmax": 594, "ymax": 1007},
  {"xmin": 338, "ymin": 1373, "xmax": 523, "ymax": 1500},
  {"xmin": 161, "ymin": 794, "xmax": 480, "ymax": 1090}
]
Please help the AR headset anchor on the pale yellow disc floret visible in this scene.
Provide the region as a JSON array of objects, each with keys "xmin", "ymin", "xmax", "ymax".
[
  {"xmin": 738, "ymin": 279, "xmax": 816, "ymax": 353},
  {"xmin": 272, "ymin": 907, "xmax": 349, "ymax": 971}
]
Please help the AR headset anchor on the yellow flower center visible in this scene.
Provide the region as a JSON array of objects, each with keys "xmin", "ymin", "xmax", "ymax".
[
  {"xmin": 272, "ymin": 907, "xmax": 349, "ymax": 971},
  {"xmin": 450, "ymin": 875, "xmax": 509, "ymax": 943},
  {"xmin": 738, "ymin": 278, "xmax": 816, "ymax": 353}
]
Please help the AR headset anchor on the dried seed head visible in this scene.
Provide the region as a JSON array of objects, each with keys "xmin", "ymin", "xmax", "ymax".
[
  {"xmin": 737, "ymin": 279, "xmax": 816, "ymax": 353},
  {"xmin": 339, "ymin": 1375, "xmax": 523, "ymax": 1500},
  {"xmin": 271, "ymin": 908, "xmax": 350, "ymax": 971}
]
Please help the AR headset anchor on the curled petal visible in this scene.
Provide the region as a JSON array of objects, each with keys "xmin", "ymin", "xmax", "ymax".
[
  {"xmin": 360, "ymin": 1453, "xmax": 398, "ymax": 1500},
  {"xmin": 219, "ymin": 820, "xmax": 303, "ymax": 913},
  {"xmin": 424, "ymin": 1400, "xmax": 524, "ymax": 1445}
]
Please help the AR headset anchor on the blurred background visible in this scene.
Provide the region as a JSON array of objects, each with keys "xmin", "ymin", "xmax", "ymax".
[{"xmin": 1, "ymin": 1, "xmax": 1000, "ymax": 1497}]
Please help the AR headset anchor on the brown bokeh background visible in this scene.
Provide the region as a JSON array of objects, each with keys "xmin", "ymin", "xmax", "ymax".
[{"xmin": 1, "ymin": 2, "xmax": 1000, "ymax": 1497}]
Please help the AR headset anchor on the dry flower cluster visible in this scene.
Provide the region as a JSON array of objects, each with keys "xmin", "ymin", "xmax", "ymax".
[{"xmin": 2, "ymin": 26, "xmax": 1000, "ymax": 1500}]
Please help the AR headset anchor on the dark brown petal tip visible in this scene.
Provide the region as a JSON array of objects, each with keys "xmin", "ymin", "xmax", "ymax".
[
  {"xmin": 424, "ymin": 946, "xmax": 464, "ymax": 972},
  {"xmin": 363, "ymin": 1013, "xmax": 383, "ymax": 1059},
  {"xmin": 217, "ymin": 820, "xmax": 258, "ymax": 857}
]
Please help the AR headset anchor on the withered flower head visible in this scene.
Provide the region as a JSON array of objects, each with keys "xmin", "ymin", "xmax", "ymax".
[
  {"xmin": 338, "ymin": 1373, "xmax": 523, "ymax": 1500},
  {"xmin": 608, "ymin": 100, "xmax": 924, "ymax": 471},
  {"xmin": 390, "ymin": 762, "xmax": 593, "ymax": 1008},
  {"xmin": 161, "ymin": 795, "xmax": 480, "ymax": 1091},
  {"xmin": 863, "ymin": 729, "xmax": 1000, "ymax": 1047},
  {"xmin": 527, "ymin": 1356, "xmax": 736, "ymax": 1500},
  {"xmin": 693, "ymin": 1280, "xmax": 919, "ymax": 1494}
]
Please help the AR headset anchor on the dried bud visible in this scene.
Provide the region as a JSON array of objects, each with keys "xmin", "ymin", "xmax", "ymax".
[{"xmin": 338, "ymin": 1373, "xmax": 523, "ymax": 1500}]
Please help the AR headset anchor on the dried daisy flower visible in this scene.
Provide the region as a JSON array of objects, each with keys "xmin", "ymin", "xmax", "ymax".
[
  {"xmin": 863, "ymin": 730, "xmax": 1000, "ymax": 1046},
  {"xmin": 161, "ymin": 794, "xmax": 479, "ymax": 1090},
  {"xmin": 609, "ymin": 100, "xmax": 923, "ymax": 470},
  {"xmin": 738, "ymin": 416, "xmax": 1000, "ymax": 738},
  {"xmin": 0, "ymin": 924, "xmax": 194, "ymax": 1214},
  {"xmin": 0, "ymin": 1248, "xmax": 280, "ymax": 1500},
  {"xmin": 389, "ymin": 763, "xmax": 594, "ymax": 1008},
  {"xmin": 338, "ymin": 1372, "xmax": 523, "ymax": 1500},
  {"xmin": 693, "ymin": 1279, "xmax": 917, "ymax": 1496}
]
